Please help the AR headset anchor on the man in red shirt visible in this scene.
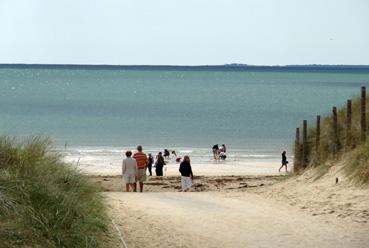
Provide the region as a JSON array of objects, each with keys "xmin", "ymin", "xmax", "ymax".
[{"xmin": 133, "ymin": 145, "xmax": 148, "ymax": 192}]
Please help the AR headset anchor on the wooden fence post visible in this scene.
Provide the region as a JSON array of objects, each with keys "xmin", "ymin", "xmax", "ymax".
[
  {"xmin": 346, "ymin": 100, "xmax": 352, "ymax": 149},
  {"xmin": 332, "ymin": 106, "xmax": 338, "ymax": 155},
  {"xmin": 302, "ymin": 120, "xmax": 308, "ymax": 167},
  {"xmin": 294, "ymin": 127, "xmax": 300, "ymax": 171},
  {"xmin": 316, "ymin": 115, "xmax": 320, "ymax": 160},
  {"xmin": 361, "ymin": 86, "xmax": 366, "ymax": 142}
]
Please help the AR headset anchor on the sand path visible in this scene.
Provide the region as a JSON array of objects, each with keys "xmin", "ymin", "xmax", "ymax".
[{"xmin": 106, "ymin": 191, "xmax": 368, "ymax": 248}]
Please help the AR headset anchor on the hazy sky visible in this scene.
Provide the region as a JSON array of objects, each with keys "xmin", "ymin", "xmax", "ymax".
[{"xmin": 1, "ymin": 0, "xmax": 368, "ymax": 65}]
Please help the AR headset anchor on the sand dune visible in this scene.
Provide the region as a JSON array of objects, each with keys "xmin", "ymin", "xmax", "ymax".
[{"xmin": 98, "ymin": 164, "xmax": 369, "ymax": 248}]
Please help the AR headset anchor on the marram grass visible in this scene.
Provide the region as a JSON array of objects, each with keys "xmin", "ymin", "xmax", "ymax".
[
  {"xmin": 294, "ymin": 95, "xmax": 369, "ymax": 184},
  {"xmin": 0, "ymin": 137, "xmax": 113, "ymax": 248},
  {"xmin": 344, "ymin": 141, "xmax": 369, "ymax": 184}
]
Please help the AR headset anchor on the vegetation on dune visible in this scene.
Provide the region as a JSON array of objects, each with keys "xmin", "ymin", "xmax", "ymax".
[
  {"xmin": 344, "ymin": 142, "xmax": 369, "ymax": 184},
  {"xmin": 0, "ymin": 137, "xmax": 113, "ymax": 248},
  {"xmin": 294, "ymin": 89, "xmax": 369, "ymax": 184}
]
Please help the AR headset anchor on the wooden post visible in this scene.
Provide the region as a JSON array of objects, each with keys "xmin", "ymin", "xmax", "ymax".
[
  {"xmin": 361, "ymin": 86, "xmax": 366, "ymax": 142},
  {"xmin": 332, "ymin": 106, "xmax": 338, "ymax": 154},
  {"xmin": 295, "ymin": 128, "xmax": 300, "ymax": 145},
  {"xmin": 294, "ymin": 127, "xmax": 300, "ymax": 171},
  {"xmin": 316, "ymin": 115, "xmax": 320, "ymax": 160},
  {"xmin": 302, "ymin": 120, "xmax": 308, "ymax": 167},
  {"xmin": 346, "ymin": 100, "xmax": 352, "ymax": 149}
]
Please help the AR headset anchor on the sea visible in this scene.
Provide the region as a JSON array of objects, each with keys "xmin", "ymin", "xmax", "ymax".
[{"xmin": 1, "ymin": 64, "xmax": 369, "ymax": 173}]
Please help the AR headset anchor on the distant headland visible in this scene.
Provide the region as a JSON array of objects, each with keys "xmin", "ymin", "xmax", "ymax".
[{"xmin": 1, "ymin": 63, "xmax": 369, "ymax": 72}]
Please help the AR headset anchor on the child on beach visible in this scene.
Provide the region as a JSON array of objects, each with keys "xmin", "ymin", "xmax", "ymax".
[
  {"xmin": 122, "ymin": 150, "xmax": 137, "ymax": 192},
  {"xmin": 278, "ymin": 151, "xmax": 288, "ymax": 172},
  {"xmin": 172, "ymin": 150, "xmax": 181, "ymax": 162},
  {"xmin": 179, "ymin": 155, "xmax": 194, "ymax": 192},
  {"xmin": 147, "ymin": 153, "xmax": 154, "ymax": 176}
]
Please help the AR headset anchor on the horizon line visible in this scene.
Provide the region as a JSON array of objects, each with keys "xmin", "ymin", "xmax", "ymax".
[{"xmin": 1, "ymin": 63, "xmax": 369, "ymax": 67}]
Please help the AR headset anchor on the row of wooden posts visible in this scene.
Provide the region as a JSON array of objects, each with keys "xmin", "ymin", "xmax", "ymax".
[{"xmin": 295, "ymin": 86, "xmax": 367, "ymax": 169}]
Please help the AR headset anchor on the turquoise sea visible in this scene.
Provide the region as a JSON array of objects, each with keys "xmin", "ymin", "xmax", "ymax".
[{"xmin": 1, "ymin": 65, "xmax": 369, "ymax": 166}]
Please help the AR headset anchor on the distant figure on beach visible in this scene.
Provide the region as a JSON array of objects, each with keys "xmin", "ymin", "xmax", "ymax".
[
  {"xmin": 147, "ymin": 153, "xmax": 154, "ymax": 176},
  {"xmin": 133, "ymin": 145, "xmax": 148, "ymax": 192},
  {"xmin": 278, "ymin": 151, "xmax": 288, "ymax": 172},
  {"xmin": 221, "ymin": 144, "xmax": 227, "ymax": 153},
  {"xmin": 179, "ymin": 155, "xmax": 194, "ymax": 192},
  {"xmin": 164, "ymin": 149, "xmax": 170, "ymax": 159},
  {"xmin": 122, "ymin": 150, "xmax": 137, "ymax": 192},
  {"xmin": 212, "ymin": 144, "xmax": 219, "ymax": 159},
  {"xmin": 155, "ymin": 152, "xmax": 165, "ymax": 176},
  {"xmin": 219, "ymin": 151, "xmax": 227, "ymax": 160},
  {"xmin": 172, "ymin": 150, "xmax": 181, "ymax": 163},
  {"xmin": 219, "ymin": 144, "xmax": 227, "ymax": 160}
]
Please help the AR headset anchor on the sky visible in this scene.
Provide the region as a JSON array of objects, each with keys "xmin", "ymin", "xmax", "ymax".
[{"xmin": 0, "ymin": 0, "xmax": 368, "ymax": 65}]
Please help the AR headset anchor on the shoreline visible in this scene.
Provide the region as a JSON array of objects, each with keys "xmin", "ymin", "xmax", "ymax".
[{"xmin": 59, "ymin": 145, "xmax": 288, "ymax": 176}]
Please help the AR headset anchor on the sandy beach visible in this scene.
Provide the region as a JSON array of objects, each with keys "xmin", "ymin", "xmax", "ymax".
[{"xmin": 91, "ymin": 163, "xmax": 369, "ymax": 248}]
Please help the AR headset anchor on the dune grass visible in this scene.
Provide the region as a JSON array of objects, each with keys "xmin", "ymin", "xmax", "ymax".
[
  {"xmin": 344, "ymin": 141, "xmax": 369, "ymax": 184},
  {"xmin": 294, "ymin": 93, "xmax": 369, "ymax": 184},
  {"xmin": 0, "ymin": 137, "xmax": 113, "ymax": 248}
]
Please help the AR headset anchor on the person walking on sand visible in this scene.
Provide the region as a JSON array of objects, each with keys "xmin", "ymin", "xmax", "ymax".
[
  {"xmin": 133, "ymin": 145, "xmax": 148, "ymax": 192},
  {"xmin": 155, "ymin": 152, "xmax": 165, "ymax": 176},
  {"xmin": 179, "ymin": 155, "xmax": 194, "ymax": 192},
  {"xmin": 278, "ymin": 151, "xmax": 288, "ymax": 172},
  {"xmin": 147, "ymin": 153, "xmax": 154, "ymax": 176},
  {"xmin": 122, "ymin": 150, "xmax": 137, "ymax": 192}
]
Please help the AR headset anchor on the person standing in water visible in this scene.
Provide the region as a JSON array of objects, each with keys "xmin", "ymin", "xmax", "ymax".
[
  {"xmin": 278, "ymin": 151, "xmax": 288, "ymax": 172},
  {"xmin": 163, "ymin": 149, "xmax": 170, "ymax": 159},
  {"xmin": 221, "ymin": 144, "xmax": 227, "ymax": 153},
  {"xmin": 179, "ymin": 155, "xmax": 194, "ymax": 192},
  {"xmin": 212, "ymin": 144, "xmax": 219, "ymax": 160}
]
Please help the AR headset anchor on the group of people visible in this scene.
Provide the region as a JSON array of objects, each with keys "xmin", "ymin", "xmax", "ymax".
[
  {"xmin": 122, "ymin": 145, "xmax": 193, "ymax": 192},
  {"xmin": 212, "ymin": 144, "xmax": 227, "ymax": 160},
  {"xmin": 146, "ymin": 152, "xmax": 165, "ymax": 177},
  {"xmin": 163, "ymin": 149, "xmax": 181, "ymax": 162},
  {"xmin": 122, "ymin": 145, "xmax": 289, "ymax": 193}
]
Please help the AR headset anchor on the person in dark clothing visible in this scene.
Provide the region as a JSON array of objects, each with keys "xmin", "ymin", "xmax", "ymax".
[
  {"xmin": 212, "ymin": 144, "xmax": 219, "ymax": 160},
  {"xmin": 155, "ymin": 152, "xmax": 165, "ymax": 176},
  {"xmin": 278, "ymin": 151, "xmax": 288, "ymax": 172},
  {"xmin": 179, "ymin": 155, "xmax": 194, "ymax": 192},
  {"xmin": 163, "ymin": 149, "xmax": 170, "ymax": 159},
  {"xmin": 147, "ymin": 153, "xmax": 154, "ymax": 176}
]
